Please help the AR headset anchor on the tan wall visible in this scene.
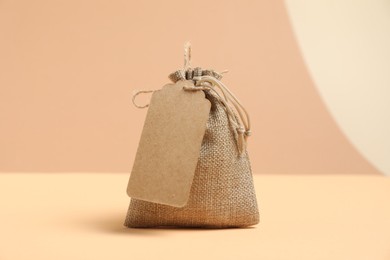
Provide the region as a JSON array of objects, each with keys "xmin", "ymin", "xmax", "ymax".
[{"xmin": 0, "ymin": 0, "xmax": 379, "ymax": 174}]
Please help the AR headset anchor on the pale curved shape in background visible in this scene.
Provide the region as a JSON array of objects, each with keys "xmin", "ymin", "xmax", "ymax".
[{"xmin": 285, "ymin": 0, "xmax": 390, "ymax": 175}]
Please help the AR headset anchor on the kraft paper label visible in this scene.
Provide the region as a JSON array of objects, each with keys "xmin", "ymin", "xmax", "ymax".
[{"xmin": 127, "ymin": 80, "xmax": 211, "ymax": 207}]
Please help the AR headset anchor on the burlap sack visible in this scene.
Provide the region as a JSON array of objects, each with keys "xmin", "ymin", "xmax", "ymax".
[{"xmin": 124, "ymin": 69, "xmax": 259, "ymax": 228}]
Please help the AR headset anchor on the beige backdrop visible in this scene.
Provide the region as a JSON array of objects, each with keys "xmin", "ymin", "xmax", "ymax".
[{"xmin": 0, "ymin": 0, "xmax": 380, "ymax": 174}]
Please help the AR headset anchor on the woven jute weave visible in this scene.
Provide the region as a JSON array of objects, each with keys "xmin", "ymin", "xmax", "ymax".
[{"xmin": 124, "ymin": 70, "xmax": 259, "ymax": 228}]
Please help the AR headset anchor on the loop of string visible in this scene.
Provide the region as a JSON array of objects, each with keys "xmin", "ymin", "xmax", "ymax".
[{"xmin": 132, "ymin": 89, "xmax": 156, "ymax": 108}]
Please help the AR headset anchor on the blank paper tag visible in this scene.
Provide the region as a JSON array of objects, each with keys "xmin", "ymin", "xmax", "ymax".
[{"xmin": 127, "ymin": 80, "xmax": 211, "ymax": 207}]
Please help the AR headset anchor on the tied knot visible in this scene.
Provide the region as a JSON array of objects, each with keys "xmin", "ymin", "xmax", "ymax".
[
  {"xmin": 236, "ymin": 127, "xmax": 251, "ymax": 137},
  {"xmin": 237, "ymin": 127, "xmax": 245, "ymax": 134}
]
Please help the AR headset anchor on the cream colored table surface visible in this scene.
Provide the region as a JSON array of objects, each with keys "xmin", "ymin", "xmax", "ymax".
[{"xmin": 0, "ymin": 173, "xmax": 389, "ymax": 260}]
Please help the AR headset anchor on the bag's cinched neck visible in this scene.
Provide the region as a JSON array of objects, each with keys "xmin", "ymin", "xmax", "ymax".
[
  {"xmin": 168, "ymin": 67, "xmax": 223, "ymax": 83},
  {"xmin": 175, "ymin": 68, "xmax": 251, "ymax": 156}
]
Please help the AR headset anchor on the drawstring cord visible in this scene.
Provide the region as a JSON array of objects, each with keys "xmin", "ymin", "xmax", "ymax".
[{"xmin": 183, "ymin": 75, "xmax": 251, "ymax": 156}]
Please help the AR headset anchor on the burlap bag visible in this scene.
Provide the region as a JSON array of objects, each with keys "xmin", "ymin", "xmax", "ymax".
[{"xmin": 124, "ymin": 67, "xmax": 259, "ymax": 228}]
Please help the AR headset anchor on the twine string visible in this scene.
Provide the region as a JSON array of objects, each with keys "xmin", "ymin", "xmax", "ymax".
[{"xmin": 132, "ymin": 90, "xmax": 156, "ymax": 108}]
